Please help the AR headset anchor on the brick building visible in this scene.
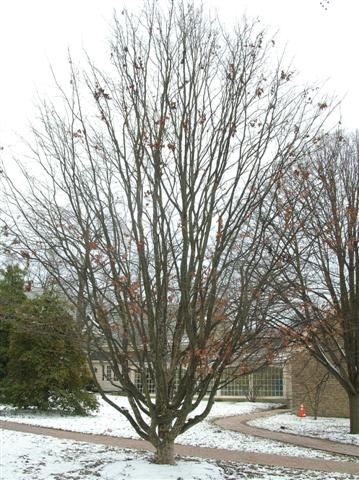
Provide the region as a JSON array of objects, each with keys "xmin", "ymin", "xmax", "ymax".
[{"xmin": 287, "ymin": 350, "xmax": 349, "ymax": 418}]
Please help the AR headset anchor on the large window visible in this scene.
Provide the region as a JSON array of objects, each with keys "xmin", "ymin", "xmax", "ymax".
[{"xmin": 220, "ymin": 366, "xmax": 283, "ymax": 398}]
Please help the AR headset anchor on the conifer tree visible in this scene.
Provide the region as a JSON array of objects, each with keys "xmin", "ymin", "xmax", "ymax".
[{"xmin": 1, "ymin": 291, "xmax": 98, "ymax": 414}]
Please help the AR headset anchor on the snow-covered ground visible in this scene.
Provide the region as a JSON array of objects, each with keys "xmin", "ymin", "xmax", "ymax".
[
  {"xmin": 0, "ymin": 395, "xmax": 271, "ymax": 440},
  {"xmin": 2, "ymin": 430, "xmax": 358, "ymax": 480},
  {"xmin": 0, "ymin": 396, "xmax": 355, "ymax": 462},
  {"xmin": 1, "ymin": 430, "xmax": 222, "ymax": 480},
  {"xmin": 250, "ymin": 413, "xmax": 359, "ymax": 446}
]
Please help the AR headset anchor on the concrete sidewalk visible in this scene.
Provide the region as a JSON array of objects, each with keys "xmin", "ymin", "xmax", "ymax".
[
  {"xmin": 214, "ymin": 408, "xmax": 359, "ymax": 458},
  {"xmin": 1, "ymin": 419, "xmax": 359, "ymax": 475}
]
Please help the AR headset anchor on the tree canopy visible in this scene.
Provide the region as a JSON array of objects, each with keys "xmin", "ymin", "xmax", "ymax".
[{"xmin": 3, "ymin": 0, "xmax": 331, "ymax": 463}]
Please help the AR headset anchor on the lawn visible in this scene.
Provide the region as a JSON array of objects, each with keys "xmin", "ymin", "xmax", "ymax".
[
  {"xmin": 2, "ymin": 396, "xmax": 359, "ymax": 479},
  {"xmin": 249, "ymin": 412, "xmax": 359, "ymax": 446},
  {"xmin": 0, "ymin": 396, "xmax": 354, "ymax": 461},
  {"xmin": 2, "ymin": 429, "xmax": 358, "ymax": 480}
]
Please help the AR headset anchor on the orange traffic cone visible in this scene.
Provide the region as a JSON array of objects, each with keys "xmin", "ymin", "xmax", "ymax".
[{"xmin": 298, "ymin": 403, "xmax": 306, "ymax": 417}]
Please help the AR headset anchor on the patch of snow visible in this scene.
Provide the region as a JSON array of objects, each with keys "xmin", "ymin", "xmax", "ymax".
[
  {"xmin": 101, "ymin": 457, "xmax": 222, "ymax": 480},
  {"xmin": 1, "ymin": 430, "xmax": 222, "ymax": 480},
  {"xmin": 249, "ymin": 413, "xmax": 359, "ymax": 446},
  {"xmin": 177, "ymin": 416, "xmax": 351, "ymax": 461},
  {"xmin": 0, "ymin": 396, "xmax": 273, "ymax": 441},
  {"xmin": 0, "ymin": 396, "xmax": 355, "ymax": 461},
  {"xmin": 2, "ymin": 430, "xmax": 358, "ymax": 480}
]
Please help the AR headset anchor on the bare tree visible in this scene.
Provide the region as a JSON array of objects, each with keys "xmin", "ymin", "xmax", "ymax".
[
  {"xmin": 3, "ymin": 1, "xmax": 329, "ymax": 463},
  {"xmin": 304, "ymin": 370, "xmax": 330, "ymax": 420},
  {"xmin": 292, "ymin": 354, "xmax": 330, "ymax": 419},
  {"xmin": 267, "ymin": 131, "xmax": 359, "ymax": 433}
]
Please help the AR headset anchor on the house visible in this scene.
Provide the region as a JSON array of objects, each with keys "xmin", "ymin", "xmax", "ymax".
[
  {"xmin": 91, "ymin": 355, "xmax": 291, "ymax": 404},
  {"xmin": 92, "ymin": 351, "xmax": 349, "ymax": 417},
  {"xmin": 24, "ymin": 282, "xmax": 349, "ymax": 414},
  {"xmin": 28, "ymin": 279, "xmax": 345, "ymax": 415}
]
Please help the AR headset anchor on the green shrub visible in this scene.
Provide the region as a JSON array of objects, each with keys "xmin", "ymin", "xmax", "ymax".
[{"xmin": 0, "ymin": 292, "xmax": 98, "ymax": 415}]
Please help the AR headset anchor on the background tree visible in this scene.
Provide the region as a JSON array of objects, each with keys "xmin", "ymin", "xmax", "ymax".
[
  {"xmin": 267, "ymin": 131, "xmax": 359, "ymax": 433},
  {"xmin": 1, "ymin": 291, "xmax": 98, "ymax": 414},
  {"xmin": 301, "ymin": 363, "xmax": 330, "ymax": 420},
  {"xmin": 3, "ymin": 1, "xmax": 329, "ymax": 463},
  {"xmin": 0, "ymin": 265, "xmax": 26, "ymax": 380}
]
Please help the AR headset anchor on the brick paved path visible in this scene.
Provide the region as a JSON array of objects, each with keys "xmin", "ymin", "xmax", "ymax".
[
  {"xmin": 1, "ymin": 414, "xmax": 359, "ymax": 475},
  {"xmin": 214, "ymin": 408, "xmax": 359, "ymax": 458}
]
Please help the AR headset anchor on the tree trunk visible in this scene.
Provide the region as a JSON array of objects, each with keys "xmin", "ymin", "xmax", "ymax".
[
  {"xmin": 349, "ymin": 394, "xmax": 359, "ymax": 434},
  {"xmin": 155, "ymin": 439, "xmax": 175, "ymax": 464}
]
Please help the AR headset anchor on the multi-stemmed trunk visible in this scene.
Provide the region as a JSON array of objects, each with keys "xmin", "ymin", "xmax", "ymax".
[{"xmin": 2, "ymin": 0, "xmax": 332, "ymax": 467}]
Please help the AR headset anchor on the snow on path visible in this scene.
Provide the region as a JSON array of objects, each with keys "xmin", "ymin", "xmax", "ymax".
[
  {"xmin": 0, "ymin": 396, "xmax": 354, "ymax": 461},
  {"xmin": 250, "ymin": 413, "xmax": 359, "ymax": 446}
]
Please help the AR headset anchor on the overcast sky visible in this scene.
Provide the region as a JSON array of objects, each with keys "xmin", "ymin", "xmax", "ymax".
[{"xmin": 0, "ymin": 0, "xmax": 358, "ymax": 155}]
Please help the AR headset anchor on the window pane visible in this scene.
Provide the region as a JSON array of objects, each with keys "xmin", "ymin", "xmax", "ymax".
[
  {"xmin": 221, "ymin": 368, "xmax": 249, "ymax": 396},
  {"xmin": 134, "ymin": 371, "xmax": 156, "ymax": 394},
  {"xmin": 253, "ymin": 366, "xmax": 283, "ymax": 397}
]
